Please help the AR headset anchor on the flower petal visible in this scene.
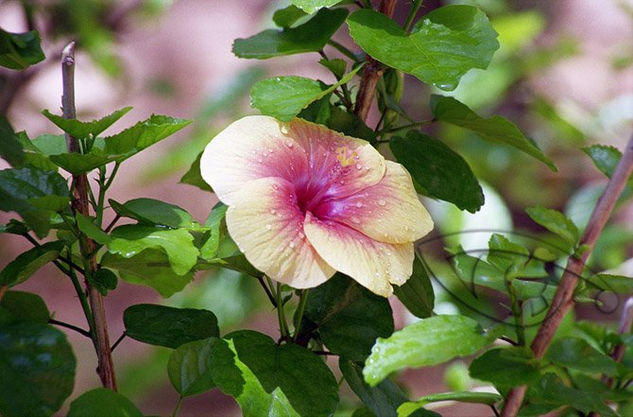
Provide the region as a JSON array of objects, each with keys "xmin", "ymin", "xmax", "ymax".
[
  {"xmin": 303, "ymin": 213, "xmax": 414, "ymax": 296},
  {"xmin": 226, "ymin": 177, "xmax": 335, "ymax": 288},
  {"xmin": 285, "ymin": 118, "xmax": 386, "ymax": 204},
  {"xmin": 200, "ymin": 115, "xmax": 309, "ymax": 205},
  {"xmin": 313, "ymin": 161, "xmax": 434, "ymax": 244}
]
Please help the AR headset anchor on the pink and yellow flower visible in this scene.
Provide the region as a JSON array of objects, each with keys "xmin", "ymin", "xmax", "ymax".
[{"xmin": 200, "ymin": 116, "xmax": 433, "ymax": 296}]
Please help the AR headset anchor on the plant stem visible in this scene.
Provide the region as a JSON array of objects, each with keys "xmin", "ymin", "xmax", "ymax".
[
  {"xmin": 0, "ymin": 285, "xmax": 7, "ymax": 303},
  {"xmin": 500, "ymin": 133, "xmax": 633, "ymax": 417},
  {"xmin": 605, "ymin": 297, "xmax": 633, "ymax": 388},
  {"xmin": 61, "ymin": 42, "xmax": 117, "ymax": 391},
  {"xmin": 404, "ymin": 0, "xmax": 423, "ymax": 33},
  {"xmin": 49, "ymin": 318, "xmax": 91, "ymax": 337},
  {"xmin": 111, "ymin": 332, "xmax": 127, "ymax": 352},
  {"xmin": 326, "ymin": 40, "xmax": 360, "ymax": 63},
  {"xmin": 354, "ymin": 0, "xmax": 398, "ymax": 121},
  {"xmin": 275, "ymin": 282, "xmax": 290, "ymax": 339},
  {"xmin": 171, "ymin": 396, "xmax": 183, "ymax": 417},
  {"xmin": 293, "ymin": 289, "xmax": 310, "ymax": 343},
  {"xmin": 258, "ymin": 276, "xmax": 277, "ymax": 307}
]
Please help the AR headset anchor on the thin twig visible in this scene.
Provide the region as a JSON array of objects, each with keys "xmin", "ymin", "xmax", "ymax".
[
  {"xmin": 257, "ymin": 276, "xmax": 277, "ymax": 307},
  {"xmin": 49, "ymin": 318, "xmax": 91, "ymax": 337},
  {"xmin": 110, "ymin": 332, "xmax": 127, "ymax": 352},
  {"xmin": 605, "ymin": 297, "xmax": 633, "ymax": 386},
  {"xmin": 0, "ymin": 285, "xmax": 8, "ymax": 303},
  {"xmin": 501, "ymin": 133, "xmax": 633, "ymax": 417}
]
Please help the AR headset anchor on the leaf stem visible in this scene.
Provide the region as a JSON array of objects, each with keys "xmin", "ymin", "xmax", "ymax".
[
  {"xmin": 326, "ymin": 40, "xmax": 360, "ymax": 63},
  {"xmin": 49, "ymin": 318, "xmax": 91, "ymax": 337},
  {"xmin": 404, "ymin": 0, "xmax": 423, "ymax": 33},
  {"xmin": 111, "ymin": 332, "xmax": 127, "ymax": 352},
  {"xmin": 258, "ymin": 276, "xmax": 277, "ymax": 307},
  {"xmin": 275, "ymin": 282, "xmax": 290, "ymax": 339},
  {"xmin": 171, "ymin": 396, "xmax": 183, "ymax": 417},
  {"xmin": 293, "ymin": 289, "xmax": 310, "ymax": 343},
  {"xmin": 0, "ymin": 285, "xmax": 8, "ymax": 303},
  {"xmin": 501, "ymin": 132, "xmax": 633, "ymax": 417}
]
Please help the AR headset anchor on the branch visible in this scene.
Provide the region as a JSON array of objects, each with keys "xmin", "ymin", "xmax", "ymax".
[
  {"xmin": 501, "ymin": 133, "xmax": 633, "ymax": 417},
  {"xmin": 62, "ymin": 42, "xmax": 117, "ymax": 391},
  {"xmin": 354, "ymin": 0, "xmax": 398, "ymax": 121}
]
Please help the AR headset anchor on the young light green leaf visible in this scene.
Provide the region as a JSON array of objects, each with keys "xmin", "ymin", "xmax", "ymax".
[
  {"xmin": 393, "ymin": 254, "xmax": 435, "ymax": 319},
  {"xmin": 469, "ymin": 347, "xmax": 541, "ymax": 386},
  {"xmin": 290, "ymin": 0, "xmax": 343, "ymax": 14},
  {"xmin": 526, "ymin": 206, "xmax": 579, "ymax": 247},
  {"xmin": 67, "ymin": 389, "xmax": 142, "ymax": 417},
  {"xmin": 347, "ymin": 6, "xmax": 498, "ymax": 90},
  {"xmin": 124, "ymin": 304, "xmax": 219, "ymax": 349},
  {"xmin": 0, "ymin": 291, "xmax": 50, "ymax": 323},
  {"xmin": 75, "ymin": 213, "xmax": 110, "ymax": 245},
  {"xmin": 251, "ymin": 65, "xmax": 362, "ymax": 121},
  {"xmin": 390, "ymin": 131, "xmax": 484, "ymax": 213},
  {"xmin": 41, "ymin": 107, "xmax": 132, "ymax": 139},
  {"xmin": 0, "ymin": 241, "xmax": 65, "ymax": 286},
  {"xmin": 0, "ymin": 29, "xmax": 45, "ymax": 70},
  {"xmin": 273, "ymin": 5, "xmax": 307, "ymax": 28},
  {"xmin": 546, "ymin": 337, "xmax": 618, "ymax": 376},
  {"xmin": 398, "ymin": 392, "xmax": 501, "ymax": 417},
  {"xmin": 233, "ymin": 8, "xmax": 348, "ymax": 59},
  {"xmin": 101, "ymin": 249, "xmax": 194, "ymax": 297},
  {"xmin": 363, "ymin": 315, "xmax": 492, "ymax": 386},
  {"xmin": 109, "ymin": 198, "xmax": 197, "ymax": 229},
  {"xmin": 303, "ymin": 273, "xmax": 394, "ymax": 361},
  {"xmin": 0, "ymin": 322, "xmax": 75, "ymax": 417},
  {"xmin": 108, "ymin": 225, "xmax": 198, "ymax": 275},
  {"xmin": 0, "ymin": 116, "xmax": 24, "ymax": 167},
  {"xmin": 430, "ymin": 95, "xmax": 556, "ymax": 170},
  {"xmin": 585, "ymin": 273, "xmax": 633, "ymax": 294}
]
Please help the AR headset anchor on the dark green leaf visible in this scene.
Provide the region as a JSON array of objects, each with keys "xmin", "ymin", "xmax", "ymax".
[
  {"xmin": 390, "ymin": 131, "xmax": 484, "ymax": 212},
  {"xmin": 109, "ymin": 198, "xmax": 197, "ymax": 229},
  {"xmin": 340, "ymin": 359, "xmax": 408, "ymax": 417},
  {"xmin": 546, "ymin": 337, "xmax": 618, "ymax": 376},
  {"xmin": 0, "ymin": 28, "xmax": 44, "ymax": 70},
  {"xmin": 89, "ymin": 268, "xmax": 118, "ymax": 296},
  {"xmin": 326, "ymin": 106, "xmax": 376, "ymax": 142},
  {"xmin": 290, "ymin": 0, "xmax": 343, "ymax": 13},
  {"xmin": 67, "ymin": 388, "xmax": 142, "ymax": 417},
  {"xmin": 273, "ymin": 5, "xmax": 307, "ymax": 28},
  {"xmin": 319, "ymin": 58, "xmax": 347, "ymax": 79},
  {"xmin": 526, "ymin": 206, "xmax": 579, "ymax": 248},
  {"xmin": 347, "ymin": 6, "xmax": 498, "ymax": 90},
  {"xmin": 101, "ymin": 249, "xmax": 194, "ymax": 297},
  {"xmin": 469, "ymin": 347, "xmax": 541, "ymax": 386},
  {"xmin": 0, "ymin": 116, "xmax": 24, "ymax": 167},
  {"xmin": 0, "ymin": 291, "xmax": 50, "ymax": 323},
  {"xmin": 101, "ymin": 115, "xmax": 191, "ymax": 160},
  {"xmin": 0, "ymin": 166, "xmax": 70, "ymax": 237},
  {"xmin": 180, "ymin": 151, "xmax": 213, "ymax": 191},
  {"xmin": 168, "ymin": 337, "xmax": 221, "ymax": 397},
  {"xmin": 363, "ymin": 315, "xmax": 491, "ymax": 386},
  {"xmin": 213, "ymin": 330, "xmax": 339, "ymax": 417},
  {"xmin": 124, "ymin": 303, "xmax": 219, "ymax": 348},
  {"xmin": 108, "ymin": 224, "xmax": 198, "ymax": 275},
  {"xmin": 0, "ymin": 322, "xmax": 75, "ymax": 417},
  {"xmin": 431, "ymin": 95, "xmax": 556, "ymax": 170},
  {"xmin": 75, "ymin": 213, "xmax": 110, "ymax": 245},
  {"xmin": 251, "ymin": 65, "xmax": 362, "ymax": 121},
  {"xmin": 303, "ymin": 273, "xmax": 394, "ymax": 361},
  {"xmin": 398, "ymin": 392, "xmax": 501, "ymax": 417},
  {"xmin": 0, "ymin": 241, "xmax": 65, "ymax": 286},
  {"xmin": 233, "ymin": 8, "xmax": 348, "ymax": 59},
  {"xmin": 41, "ymin": 107, "xmax": 132, "ymax": 139},
  {"xmin": 393, "ymin": 254, "xmax": 434, "ymax": 318}
]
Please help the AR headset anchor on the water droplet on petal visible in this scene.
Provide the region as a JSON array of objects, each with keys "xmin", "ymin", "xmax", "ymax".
[
  {"xmin": 355, "ymin": 201, "xmax": 363, "ymax": 208},
  {"xmin": 351, "ymin": 216, "xmax": 360, "ymax": 224},
  {"xmin": 285, "ymin": 140, "xmax": 294, "ymax": 148},
  {"xmin": 266, "ymin": 224, "xmax": 272, "ymax": 230},
  {"xmin": 270, "ymin": 209, "xmax": 276, "ymax": 215},
  {"xmin": 355, "ymin": 163, "xmax": 362, "ymax": 170},
  {"xmin": 289, "ymin": 241, "xmax": 296, "ymax": 248},
  {"xmin": 257, "ymin": 158, "xmax": 263, "ymax": 163},
  {"xmin": 377, "ymin": 199, "xmax": 386, "ymax": 206}
]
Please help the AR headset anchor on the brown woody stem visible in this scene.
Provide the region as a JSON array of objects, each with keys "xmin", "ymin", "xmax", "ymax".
[
  {"xmin": 501, "ymin": 133, "xmax": 633, "ymax": 416},
  {"xmin": 61, "ymin": 41, "xmax": 117, "ymax": 390}
]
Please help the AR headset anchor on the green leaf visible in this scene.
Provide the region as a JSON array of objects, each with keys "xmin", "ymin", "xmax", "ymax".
[
  {"xmin": 0, "ymin": 116, "xmax": 24, "ymax": 167},
  {"xmin": 30, "ymin": 134, "xmax": 67, "ymax": 156},
  {"xmin": 526, "ymin": 206, "xmax": 579, "ymax": 248},
  {"xmin": 469, "ymin": 347, "xmax": 541, "ymax": 386},
  {"xmin": 89, "ymin": 268, "xmax": 118, "ymax": 296},
  {"xmin": 347, "ymin": 6, "xmax": 498, "ymax": 90},
  {"xmin": 251, "ymin": 65, "xmax": 362, "ymax": 121},
  {"xmin": 101, "ymin": 114, "xmax": 192, "ymax": 160},
  {"xmin": 486, "ymin": 233, "xmax": 529, "ymax": 273},
  {"xmin": 109, "ymin": 198, "xmax": 197, "ymax": 229},
  {"xmin": 340, "ymin": 359, "xmax": 408, "ymax": 417},
  {"xmin": 75, "ymin": 213, "xmax": 110, "ymax": 245},
  {"xmin": 303, "ymin": 273, "xmax": 394, "ymax": 361},
  {"xmin": 101, "ymin": 249, "xmax": 194, "ymax": 297},
  {"xmin": 273, "ymin": 5, "xmax": 308, "ymax": 28},
  {"xmin": 430, "ymin": 95, "xmax": 556, "ymax": 170},
  {"xmin": 546, "ymin": 337, "xmax": 618, "ymax": 376},
  {"xmin": 168, "ymin": 337, "xmax": 220, "ymax": 397},
  {"xmin": 180, "ymin": 151, "xmax": 213, "ymax": 191},
  {"xmin": 67, "ymin": 388, "xmax": 142, "ymax": 417},
  {"xmin": 124, "ymin": 303, "xmax": 219, "ymax": 349},
  {"xmin": 108, "ymin": 224, "xmax": 198, "ymax": 275},
  {"xmin": 398, "ymin": 392, "xmax": 501, "ymax": 417},
  {"xmin": 0, "ymin": 28, "xmax": 45, "ymax": 70},
  {"xmin": 319, "ymin": 58, "xmax": 347, "ymax": 79},
  {"xmin": 0, "ymin": 322, "xmax": 75, "ymax": 417},
  {"xmin": 233, "ymin": 8, "xmax": 348, "ymax": 59},
  {"xmin": 586, "ymin": 273, "xmax": 633, "ymax": 294},
  {"xmin": 48, "ymin": 152, "xmax": 118, "ymax": 174},
  {"xmin": 213, "ymin": 330, "xmax": 339, "ymax": 417},
  {"xmin": 390, "ymin": 131, "xmax": 484, "ymax": 212},
  {"xmin": 198, "ymin": 203, "xmax": 227, "ymax": 261},
  {"xmin": 290, "ymin": 0, "xmax": 343, "ymax": 14},
  {"xmin": 41, "ymin": 107, "xmax": 132, "ymax": 139},
  {"xmin": 393, "ymin": 254, "xmax": 434, "ymax": 318},
  {"xmin": 0, "ymin": 241, "xmax": 65, "ymax": 286},
  {"xmin": 583, "ymin": 145, "xmax": 622, "ymax": 179},
  {"xmin": 326, "ymin": 106, "xmax": 376, "ymax": 142},
  {"xmin": 0, "ymin": 166, "xmax": 70, "ymax": 237},
  {"xmin": 363, "ymin": 315, "xmax": 491, "ymax": 386},
  {"xmin": 0, "ymin": 291, "xmax": 50, "ymax": 323}
]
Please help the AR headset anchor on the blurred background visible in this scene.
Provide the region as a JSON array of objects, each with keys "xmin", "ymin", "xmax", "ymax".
[{"xmin": 1, "ymin": 0, "xmax": 632, "ymax": 415}]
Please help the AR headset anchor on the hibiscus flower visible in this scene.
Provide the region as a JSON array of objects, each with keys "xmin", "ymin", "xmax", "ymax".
[{"xmin": 200, "ymin": 116, "xmax": 433, "ymax": 296}]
